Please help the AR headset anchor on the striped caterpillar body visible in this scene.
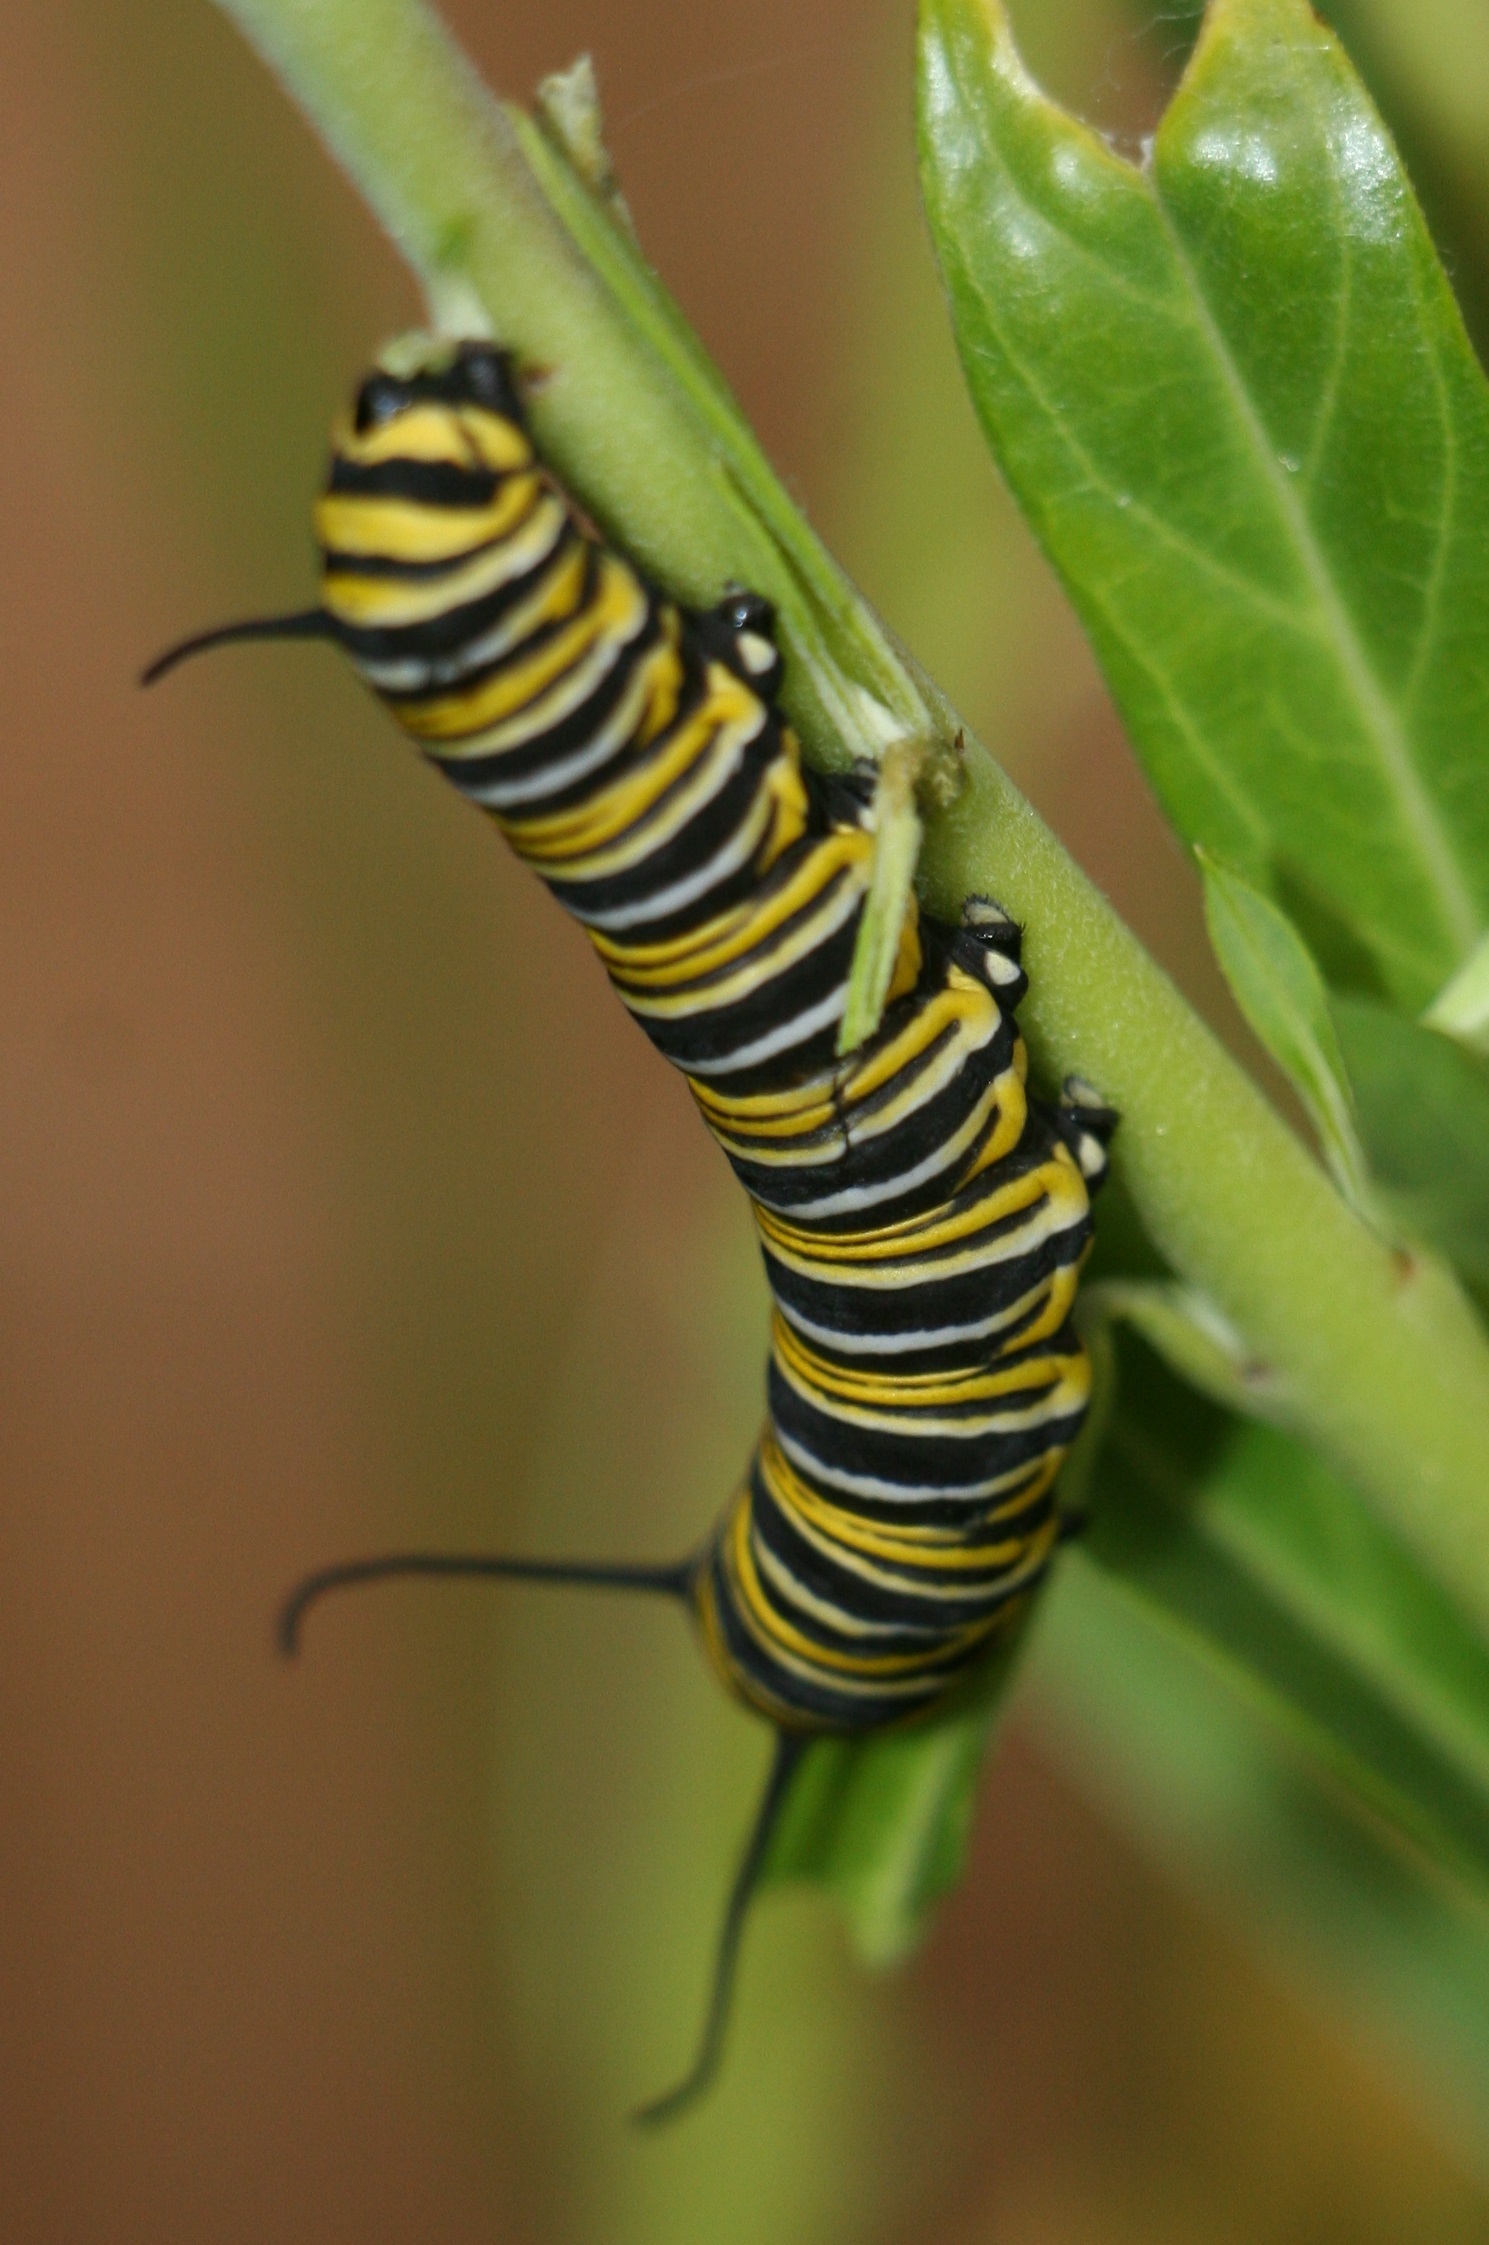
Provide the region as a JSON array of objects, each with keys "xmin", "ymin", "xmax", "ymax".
[{"xmin": 146, "ymin": 337, "xmax": 1116, "ymax": 2120}]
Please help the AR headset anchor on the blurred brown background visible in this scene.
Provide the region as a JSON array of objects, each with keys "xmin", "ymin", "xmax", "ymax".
[{"xmin": 6, "ymin": 0, "xmax": 1489, "ymax": 2237}]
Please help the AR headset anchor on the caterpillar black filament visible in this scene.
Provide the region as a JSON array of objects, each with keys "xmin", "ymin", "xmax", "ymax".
[{"xmin": 145, "ymin": 337, "xmax": 1116, "ymax": 2123}]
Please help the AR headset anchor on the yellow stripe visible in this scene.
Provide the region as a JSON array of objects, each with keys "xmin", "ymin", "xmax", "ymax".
[
  {"xmin": 394, "ymin": 551, "xmax": 645, "ymax": 743},
  {"xmin": 429, "ymin": 612, "xmax": 684, "ymax": 768},
  {"xmin": 696, "ymin": 1102, "xmax": 842, "ymax": 1159},
  {"xmin": 755, "ymin": 746, "xmax": 811, "ymax": 868},
  {"xmin": 613, "ymin": 870, "xmax": 862, "ymax": 1024},
  {"xmin": 513, "ymin": 720, "xmax": 753, "ymax": 883},
  {"xmin": 726, "ymin": 1504, "xmax": 996, "ymax": 1679},
  {"xmin": 772, "ymin": 1364, "xmax": 1090, "ymax": 1447},
  {"xmin": 966, "ymin": 1068, "xmax": 1028, "ymax": 1173},
  {"xmin": 756, "ymin": 730, "xmax": 810, "ymax": 870},
  {"xmin": 332, "ymin": 401, "xmax": 533, "ymax": 473},
  {"xmin": 690, "ymin": 1073, "xmax": 847, "ymax": 1147},
  {"xmin": 756, "ymin": 1146, "xmax": 1084, "ymax": 1267},
  {"xmin": 592, "ymin": 826, "xmax": 868, "ymax": 987},
  {"xmin": 507, "ymin": 662, "xmax": 760, "ymax": 864},
  {"xmin": 351, "ymin": 538, "xmax": 591, "ymax": 692},
  {"xmin": 757, "ymin": 1434, "xmax": 1061, "ymax": 1564},
  {"xmin": 768, "ymin": 1500, "xmax": 1056, "ymax": 1599},
  {"xmin": 687, "ymin": 968, "xmax": 1001, "ymax": 1152},
  {"xmin": 770, "ymin": 1310, "xmax": 1086, "ymax": 1410},
  {"xmin": 315, "ymin": 469, "xmax": 544, "ymax": 566},
  {"xmin": 695, "ymin": 1544, "xmax": 1029, "ymax": 1721},
  {"xmin": 842, "ymin": 973, "xmax": 995, "ymax": 1105},
  {"xmin": 886, "ymin": 902, "xmax": 923, "ymax": 1003},
  {"xmin": 321, "ymin": 494, "xmax": 569, "ymax": 632},
  {"xmin": 468, "ymin": 536, "xmax": 590, "ymax": 652}
]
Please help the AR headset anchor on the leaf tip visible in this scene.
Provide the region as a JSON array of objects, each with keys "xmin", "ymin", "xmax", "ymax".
[{"xmin": 917, "ymin": 0, "xmax": 1026, "ymax": 88}]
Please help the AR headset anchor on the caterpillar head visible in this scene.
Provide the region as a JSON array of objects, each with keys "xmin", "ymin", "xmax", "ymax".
[{"xmin": 351, "ymin": 335, "xmax": 524, "ymax": 433}]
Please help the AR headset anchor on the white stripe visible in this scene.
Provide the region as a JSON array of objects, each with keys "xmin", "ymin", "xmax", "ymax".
[
  {"xmin": 426, "ymin": 569, "xmax": 652, "ymax": 759},
  {"xmin": 769, "ymin": 1085, "xmax": 999, "ymax": 1221},
  {"xmin": 759, "ymin": 1193, "xmax": 1079, "ymax": 1292},
  {"xmin": 683, "ymin": 983, "xmax": 846, "ymax": 1077},
  {"xmin": 770, "ymin": 1280, "xmax": 1054, "ymax": 1356},
  {"xmin": 353, "ymin": 531, "xmax": 573, "ymax": 693},
  {"xmin": 775, "ymin": 1426, "xmax": 1061, "ymax": 1507},
  {"xmin": 454, "ymin": 655, "xmax": 659, "ymax": 808},
  {"xmin": 568, "ymin": 779, "xmax": 775, "ymax": 932},
  {"xmin": 750, "ymin": 1534, "xmax": 948, "ymax": 1641},
  {"xmin": 617, "ymin": 871, "xmax": 862, "ymax": 1025}
]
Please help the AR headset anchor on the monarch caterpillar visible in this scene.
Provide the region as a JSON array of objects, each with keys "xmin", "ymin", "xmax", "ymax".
[{"xmin": 146, "ymin": 336, "xmax": 1116, "ymax": 2123}]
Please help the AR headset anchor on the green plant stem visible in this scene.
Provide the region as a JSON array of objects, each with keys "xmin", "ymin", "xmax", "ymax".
[
  {"xmin": 215, "ymin": 0, "xmax": 721, "ymax": 543},
  {"xmin": 212, "ymin": 0, "xmax": 1489, "ymax": 1632},
  {"xmin": 916, "ymin": 745, "xmax": 1489, "ymax": 1600},
  {"xmin": 216, "ymin": 0, "xmax": 926, "ymax": 765}
]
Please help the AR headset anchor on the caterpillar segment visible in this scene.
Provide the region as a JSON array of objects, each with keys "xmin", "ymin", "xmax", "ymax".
[{"xmin": 144, "ymin": 335, "xmax": 1117, "ymax": 2125}]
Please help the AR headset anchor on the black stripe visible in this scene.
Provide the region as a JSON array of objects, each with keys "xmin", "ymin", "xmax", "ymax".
[
  {"xmin": 327, "ymin": 455, "xmax": 500, "ymax": 506},
  {"xmin": 703, "ymin": 1545, "xmax": 961, "ymax": 1731},
  {"xmin": 378, "ymin": 545, "xmax": 607, "ymax": 713},
  {"xmin": 631, "ymin": 893, "xmax": 861, "ymax": 1072},
  {"xmin": 541, "ymin": 727, "xmax": 784, "ymax": 934},
  {"xmin": 726, "ymin": 1024, "xmax": 1020, "ymax": 1223},
  {"xmin": 749, "ymin": 1472, "xmax": 1051, "ymax": 1633},
  {"xmin": 430, "ymin": 591, "xmax": 673, "ymax": 797},
  {"xmin": 336, "ymin": 524, "xmax": 583, "ymax": 667},
  {"xmin": 321, "ymin": 537, "xmax": 506, "ymax": 583}
]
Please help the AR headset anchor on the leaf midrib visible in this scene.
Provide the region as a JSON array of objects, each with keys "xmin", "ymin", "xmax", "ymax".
[
  {"xmin": 1207, "ymin": 1499, "xmax": 1489, "ymax": 1803},
  {"xmin": 1103, "ymin": 1423, "xmax": 1489, "ymax": 1874},
  {"xmin": 1148, "ymin": 174, "xmax": 1482, "ymax": 959},
  {"xmin": 941, "ymin": 144, "xmax": 1468, "ymax": 980}
]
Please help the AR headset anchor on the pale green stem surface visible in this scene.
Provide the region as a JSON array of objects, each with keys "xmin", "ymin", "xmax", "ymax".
[{"xmin": 213, "ymin": 0, "xmax": 1489, "ymax": 1630}]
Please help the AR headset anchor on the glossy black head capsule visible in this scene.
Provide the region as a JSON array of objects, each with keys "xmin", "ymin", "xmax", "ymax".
[{"xmin": 353, "ymin": 341, "xmax": 524, "ymax": 432}]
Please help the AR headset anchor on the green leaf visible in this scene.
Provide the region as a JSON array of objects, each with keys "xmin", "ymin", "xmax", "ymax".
[
  {"xmin": 1085, "ymin": 1330, "xmax": 1489, "ymax": 1900},
  {"xmin": 917, "ymin": 0, "xmax": 1489, "ymax": 1010},
  {"xmin": 838, "ymin": 737, "xmax": 926, "ymax": 1055},
  {"xmin": 1333, "ymin": 993, "xmax": 1489, "ymax": 1295},
  {"xmin": 1423, "ymin": 930, "xmax": 1489, "ymax": 1058},
  {"xmin": 1199, "ymin": 853, "xmax": 1374, "ymax": 1210},
  {"xmin": 1030, "ymin": 1562, "xmax": 1489, "ymax": 2173},
  {"xmin": 1084, "ymin": 1275, "xmax": 1292, "ymax": 1421},
  {"xmin": 763, "ymin": 1628, "xmax": 1028, "ymax": 1964}
]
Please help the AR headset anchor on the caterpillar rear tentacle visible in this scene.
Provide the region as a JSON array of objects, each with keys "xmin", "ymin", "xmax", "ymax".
[
  {"xmin": 277, "ymin": 1535, "xmax": 801, "ymax": 2126},
  {"xmin": 632, "ymin": 1728, "xmax": 807, "ymax": 2128},
  {"xmin": 145, "ymin": 333, "xmax": 1118, "ymax": 2121}
]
